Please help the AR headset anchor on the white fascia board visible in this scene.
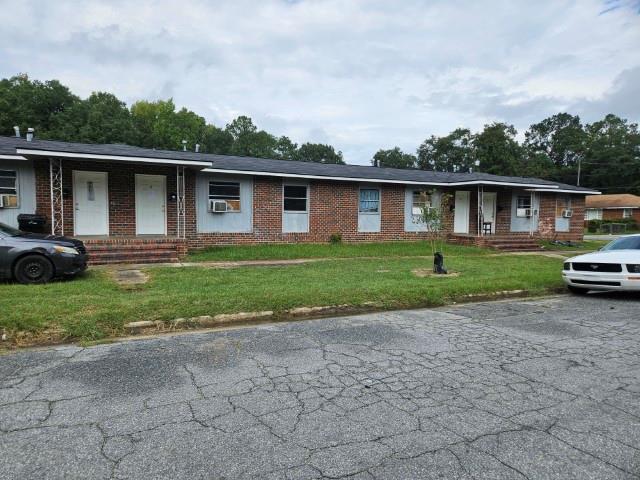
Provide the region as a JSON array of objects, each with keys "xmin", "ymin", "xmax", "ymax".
[
  {"xmin": 201, "ymin": 168, "xmax": 558, "ymax": 189},
  {"xmin": 0, "ymin": 154, "xmax": 28, "ymax": 160},
  {"xmin": 202, "ymin": 168, "xmax": 451, "ymax": 185},
  {"xmin": 594, "ymin": 206, "xmax": 639, "ymax": 209},
  {"xmin": 524, "ymin": 188, "xmax": 601, "ymax": 195},
  {"xmin": 16, "ymin": 148, "xmax": 212, "ymax": 167}
]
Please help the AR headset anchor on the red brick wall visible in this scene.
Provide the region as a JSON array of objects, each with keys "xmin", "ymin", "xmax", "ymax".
[
  {"xmin": 32, "ymin": 158, "xmax": 585, "ymax": 246},
  {"xmin": 537, "ymin": 193, "xmax": 585, "ymax": 241},
  {"xmin": 188, "ymin": 178, "xmax": 453, "ymax": 247},
  {"xmin": 602, "ymin": 208, "xmax": 640, "ymax": 222}
]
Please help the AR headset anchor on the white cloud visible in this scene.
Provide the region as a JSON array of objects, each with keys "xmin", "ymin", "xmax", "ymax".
[{"xmin": 0, "ymin": 0, "xmax": 639, "ymax": 164}]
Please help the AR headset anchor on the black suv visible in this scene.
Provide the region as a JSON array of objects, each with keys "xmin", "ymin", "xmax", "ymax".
[{"xmin": 0, "ymin": 222, "xmax": 88, "ymax": 283}]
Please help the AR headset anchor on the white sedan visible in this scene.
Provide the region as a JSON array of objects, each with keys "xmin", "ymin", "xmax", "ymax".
[{"xmin": 562, "ymin": 234, "xmax": 640, "ymax": 294}]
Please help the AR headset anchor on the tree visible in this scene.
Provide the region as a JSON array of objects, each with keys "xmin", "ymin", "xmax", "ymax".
[
  {"xmin": 524, "ymin": 113, "xmax": 586, "ymax": 183},
  {"xmin": 225, "ymin": 116, "xmax": 278, "ymax": 158},
  {"xmin": 371, "ymin": 147, "xmax": 416, "ymax": 169},
  {"xmin": 0, "ymin": 74, "xmax": 78, "ymax": 136},
  {"xmin": 296, "ymin": 143, "xmax": 345, "ymax": 164},
  {"xmin": 472, "ymin": 123, "xmax": 523, "ymax": 176},
  {"xmin": 201, "ymin": 124, "xmax": 234, "ymax": 154},
  {"xmin": 417, "ymin": 128, "xmax": 474, "ymax": 172},
  {"xmin": 47, "ymin": 92, "xmax": 135, "ymax": 144},
  {"xmin": 274, "ymin": 136, "xmax": 298, "ymax": 160},
  {"xmin": 130, "ymin": 99, "xmax": 206, "ymax": 150},
  {"xmin": 582, "ymin": 114, "xmax": 640, "ymax": 194}
]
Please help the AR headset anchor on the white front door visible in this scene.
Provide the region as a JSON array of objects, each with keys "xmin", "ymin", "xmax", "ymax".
[
  {"xmin": 453, "ymin": 191, "xmax": 470, "ymax": 234},
  {"xmin": 482, "ymin": 192, "xmax": 497, "ymax": 234},
  {"xmin": 73, "ymin": 171, "xmax": 109, "ymax": 236},
  {"xmin": 135, "ymin": 174, "xmax": 166, "ymax": 235}
]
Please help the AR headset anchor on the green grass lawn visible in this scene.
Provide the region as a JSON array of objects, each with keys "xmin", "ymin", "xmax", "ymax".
[
  {"xmin": 187, "ymin": 241, "xmax": 489, "ymax": 262},
  {"xmin": 0, "ymin": 253, "xmax": 565, "ymax": 345},
  {"xmin": 539, "ymin": 239, "xmax": 608, "ymax": 251}
]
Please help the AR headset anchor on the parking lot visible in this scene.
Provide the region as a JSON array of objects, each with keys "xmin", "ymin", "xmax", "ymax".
[{"xmin": 1, "ymin": 294, "xmax": 639, "ymax": 479}]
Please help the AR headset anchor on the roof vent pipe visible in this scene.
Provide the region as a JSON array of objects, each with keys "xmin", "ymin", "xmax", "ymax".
[
  {"xmin": 26, "ymin": 128, "xmax": 34, "ymax": 142},
  {"xmin": 13, "ymin": 126, "xmax": 20, "ymax": 137},
  {"xmin": 195, "ymin": 143, "xmax": 200, "ymax": 153},
  {"xmin": 182, "ymin": 139, "xmax": 187, "ymax": 151}
]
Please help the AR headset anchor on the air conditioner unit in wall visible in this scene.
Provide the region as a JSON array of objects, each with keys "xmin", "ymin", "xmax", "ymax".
[
  {"xmin": 208, "ymin": 200, "xmax": 228, "ymax": 213},
  {"xmin": 562, "ymin": 209, "xmax": 573, "ymax": 218}
]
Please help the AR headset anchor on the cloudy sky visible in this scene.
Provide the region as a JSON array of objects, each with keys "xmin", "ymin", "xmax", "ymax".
[{"xmin": 1, "ymin": 0, "xmax": 639, "ymax": 164}]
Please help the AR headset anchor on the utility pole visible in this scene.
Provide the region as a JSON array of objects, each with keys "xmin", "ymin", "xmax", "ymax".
[{"xmin": 577, "ymin": 158, "xmax": 581, "ymax": 186}]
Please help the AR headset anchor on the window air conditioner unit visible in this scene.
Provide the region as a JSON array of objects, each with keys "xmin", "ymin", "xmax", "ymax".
[
  {"xmin": 562, "ymin": 209, "xmax": 573, "ymax": 218},
  {"xmin": 209, "ymin": 200, "xmax": 228, "ymax": 213},
  {"xmin": 516, "ymin": 208, "xmax": 532, "ymax": 218}
]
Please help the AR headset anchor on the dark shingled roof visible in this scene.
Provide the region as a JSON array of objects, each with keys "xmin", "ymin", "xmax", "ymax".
[{"xmin": 0, "ymin": 135, "xmax": 597, "ymax": 192}]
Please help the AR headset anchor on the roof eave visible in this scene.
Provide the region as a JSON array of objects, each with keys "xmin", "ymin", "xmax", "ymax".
[{"xmin": 16, "ymin": 148, "xmax": 212, "ymax": 167}]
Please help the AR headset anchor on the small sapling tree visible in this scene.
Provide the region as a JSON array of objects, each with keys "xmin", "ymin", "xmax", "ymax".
[{"xmin": 419, "ymin": 191, "xmax": 452, "ymax": 274}]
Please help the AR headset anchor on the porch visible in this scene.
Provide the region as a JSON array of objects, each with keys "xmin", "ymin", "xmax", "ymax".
[{"xmin": 446, "ymin": 187, "xmax": 546, "ymax": 251}]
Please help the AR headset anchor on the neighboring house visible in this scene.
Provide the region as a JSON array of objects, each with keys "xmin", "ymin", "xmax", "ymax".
[
  {"xmin": 585, "ymin": 194, "xmax": 640, "ymax": 223},
  {"xmin": 0, "ymin": 134, "xmax": 598, "ymax": 263}
]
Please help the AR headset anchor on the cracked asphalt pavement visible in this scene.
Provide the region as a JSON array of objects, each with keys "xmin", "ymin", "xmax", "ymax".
[{"xmin": 1, "ymin": 295, "xmax": 639, "ymax": 479}]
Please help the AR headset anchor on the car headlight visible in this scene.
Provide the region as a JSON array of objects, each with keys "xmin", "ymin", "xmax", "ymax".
[
  {"xmin": 627, "ymin": 264, "xmax": 640, "ymax": 273},
  {"xmin": 54, "ymin": 245, "xmax": 79, "ymax": 255},
  {"xmin": 563, "ymin": 262, "xmax": 571, "ymax": 271}
]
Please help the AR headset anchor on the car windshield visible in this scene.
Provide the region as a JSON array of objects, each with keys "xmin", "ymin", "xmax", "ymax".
[
  {"xmin": 0, "ymin": 222, "xmax": 22, "ymax": 236},
  {"xmin": 601, "ymin": 236, "xmax": 640, "ymax": 251}
]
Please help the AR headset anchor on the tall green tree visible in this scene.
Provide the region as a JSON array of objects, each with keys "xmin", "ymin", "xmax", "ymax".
[
  {"xmin": 473, "ymin": 123, "xmax": 523, "ymax": 176},
  {"xmin": 296, "ymin": 143, "xmax": 344, "ymax": 164},
  {"xmin": 417, "ymin": 128, "xmax": 474, "ymax": 172},
  {"xmin": 582, "ymin": 114, "xmax": 640, "ymax": 194},
  {"xmin": 274, "ymin": 136, "xmax": 298, "ymax": 160},
  {"xmin": 0, "ymin": 74, "xmax": 78, "ymax": 136},
  {"xmin": 371, "ymin": 147, "xmax": 416, "ymax": 169},
  {"xmin": 47, "ymin": 92, "xmax": 135, "ymax": 144},
  {"xmin": 130, "ymin": 99, "xmax": 206, "ymax": 150},
  {"xmin": 225, "ymin": 116, "xmax": 278, "ymax": 157},
  {"xmin": 523, "ymin": 113, "xmax": 586, "ymax": 183},
  {"xmin": 201, "ymin": 124, "xmax": 234, "ymax": 154}
]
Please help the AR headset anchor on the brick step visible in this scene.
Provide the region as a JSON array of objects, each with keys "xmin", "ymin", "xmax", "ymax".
[
  {"xmin": 90, "ymin": 256, "xmax": 179, "ymax": 266},
  {"xmin": 85, "ymin": 243, "xmax": 179, "ymax": 252},
  {"xmin": 491, "ymin": 244, "xmax": 542, "ymax": 251},
  {"xmin": 86, "ymin": 245, "xmax": 180, "ymax": 265}
]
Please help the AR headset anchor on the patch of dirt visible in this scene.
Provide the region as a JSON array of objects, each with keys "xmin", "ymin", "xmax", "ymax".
[
  {"xmin": 113, "ymin": 269, "xmax": 149, "ymax": 286},
  {"xmin": 412, "ymin": 269, "xmax": 460, "ymax": 278}
]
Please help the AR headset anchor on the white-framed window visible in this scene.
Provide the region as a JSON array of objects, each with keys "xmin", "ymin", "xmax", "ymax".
[
  {"xmin": 585, "ymin": 208, "xmax": 602, "ymax": 221},
  {"xmin": 0, "ymin": 170, "xmax": 18, "ymax": 208},
  {"xmin": 411, "ymin": 190, "xmax": 432, "ymax": 223},
  {"xmin": 209, "ymin": 181, "xmax": 241, "ymax": 212},
  {"xmin": 516, "ymin": 195, "xmax": 532, "ymax": 217},
  {"xmin": 359, "ymin": 188, "xmax": 380, "ymax": 213},
  {"xmin": 283, "ymin": 185, "xmax": 308, "ymax": 212},
  {"xmin": 623, "ymin": 208, "xmax": 633, "ymax": 219}
]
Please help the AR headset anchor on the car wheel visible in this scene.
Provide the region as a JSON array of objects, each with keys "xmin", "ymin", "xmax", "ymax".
[
  {"xmin": 567, "ymin": 285, "xmax": 589, "ymax": 295},
  {"xmin": 14, "ymin": 255, "xmax": 54, "ymax": 284}
]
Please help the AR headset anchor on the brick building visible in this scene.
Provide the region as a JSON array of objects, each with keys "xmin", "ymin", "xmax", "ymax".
[
  {"xmin": 585, "ymin": 194, "xmax": 640, "ymax": 224},
  {"xmin": 0, "ymin": 135, "xmax": 599, "ymax": 263}
]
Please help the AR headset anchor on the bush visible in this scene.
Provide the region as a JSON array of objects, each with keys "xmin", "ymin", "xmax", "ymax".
[
  {"xmin": 588, "ymin": 218, "xmax": 638, "ymax": 233},
  {"xmin": 329, "ymin": 233, "xmax": 342, "ymax": 244}
]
